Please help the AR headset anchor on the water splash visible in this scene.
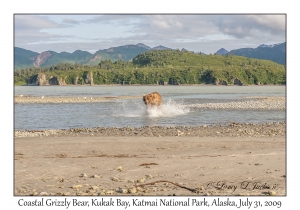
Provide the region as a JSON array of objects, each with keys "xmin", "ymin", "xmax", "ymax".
[
  {"xmin": 114, "ymin": 99, "xmax": 190, "ymax": 118},
  {"xmin": 145, "ymin": 99, "xmax": 190, "ymax": 118}
]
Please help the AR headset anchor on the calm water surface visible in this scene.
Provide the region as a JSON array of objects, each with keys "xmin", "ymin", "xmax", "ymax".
[{"xmin": 14, "ymin": 86, "xmax": 286, "ymax": 130}]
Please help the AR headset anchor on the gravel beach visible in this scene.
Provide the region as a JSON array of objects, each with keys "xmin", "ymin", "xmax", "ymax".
[
  {"xmin": 187, "ymin": 96, "xmax": 285, "ymax": 110},
  {"xmin": 14, "ymin": 122, "xmax": 286, "ymax": 139}
]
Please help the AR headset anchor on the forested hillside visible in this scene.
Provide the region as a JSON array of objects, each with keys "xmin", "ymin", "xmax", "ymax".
[
  {"xmin": 228, "ymin": 42, "xmax": 286, "ymax": 65},
  {"xmin": 14, "ymin": 50, "xmax": 286, "ymax": 86},
  {"xmin": 14, "ymin": 47, "xmax": 39, "ymax": 70}
]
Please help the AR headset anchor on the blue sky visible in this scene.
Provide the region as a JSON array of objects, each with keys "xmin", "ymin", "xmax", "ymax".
[{"xmin": 14, "ymin": 14, "xmax": 286, "ymax": 54}]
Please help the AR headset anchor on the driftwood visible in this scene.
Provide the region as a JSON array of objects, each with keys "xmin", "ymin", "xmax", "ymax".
[{"xmin": 135, "ymin": 180, "xmax": 198, "ymax": 193}]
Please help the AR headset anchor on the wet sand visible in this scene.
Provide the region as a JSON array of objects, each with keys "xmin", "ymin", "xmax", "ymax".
[{"xmin": 14, "ymin": 124, "xmax": 286, "ymax": 196}]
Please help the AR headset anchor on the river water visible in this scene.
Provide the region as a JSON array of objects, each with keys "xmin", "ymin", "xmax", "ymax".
[{"xmin": 14, "ymin": 85, "xmax": 286, "ymax": 130}]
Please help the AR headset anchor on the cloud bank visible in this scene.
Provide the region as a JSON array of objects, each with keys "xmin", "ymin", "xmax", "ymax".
[{"xmin": 14, "ymin": 14, "xmax": 286, "ymax": 54}]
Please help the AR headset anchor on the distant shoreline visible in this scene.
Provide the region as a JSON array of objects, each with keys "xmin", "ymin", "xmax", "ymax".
[{"xmin": 14, "ymin": 83, "xmax": 286, "ymax": 87}]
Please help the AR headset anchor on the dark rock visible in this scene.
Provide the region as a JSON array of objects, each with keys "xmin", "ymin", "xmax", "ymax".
[{"xmin": 233, "ymin": 78, "xmax": 243, "ymax": 86}]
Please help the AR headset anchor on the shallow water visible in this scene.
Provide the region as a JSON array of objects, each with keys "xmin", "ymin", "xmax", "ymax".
[{"xmin": 14, "ymin": 85, "xmax": 286, "ymax": 130}]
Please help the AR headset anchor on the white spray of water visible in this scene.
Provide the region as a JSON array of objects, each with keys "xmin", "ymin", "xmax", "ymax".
[
  {"xmin": 115, "ymin": 99, "xmax": 190, "ymax": 118},
  {"xmin": 145, "ymin": 99, "xmax": 190, "ymax": 118}
]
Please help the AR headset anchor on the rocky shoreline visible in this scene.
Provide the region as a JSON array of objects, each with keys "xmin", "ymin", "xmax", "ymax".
[
  {"xmin": 187, "ymin": 96, "xmax": 285, "ymax": 110},
  {"xmin": 14, "ymin": 122, "xmax": 286, "ymax": 138}
]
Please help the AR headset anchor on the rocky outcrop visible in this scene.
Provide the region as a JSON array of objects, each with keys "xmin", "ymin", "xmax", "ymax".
[
  {"xmin": 33, "ymin": 52, "xmax": 51, "ymax": 67},
  {"xmin": 89, "ymin": 55, "xmax": 102, "ymax": 61},
  {"xmin": 27, "ymin": 72, "xmax": 95, "ymax": 86},
  {"xmin": 27, "ymin": 73, "xmax": 66, "ymax": 86},
  {"xmin": 168, "ymin": 78, "xmax": 181, "ymax": 85},
  {"xmin": 49, "ymin": 77, "xmax": 66, "ymax": 85},
  {"xmin": 214, "ymin": 79, "xmax": 228, "ymax": 86},
  {"xmin": 74, "ymin": 76, "xmax": 79, "ymax": 85},
  {"xmin": 232, "ymin": 78, "xmax": 244, "ymax": 86},
  {"xmin": 83, "ymin": 71, "xmax": 94, "ymax": 85},
  {"xmin": 37, "ymin": 74, "xmax": 50, "ymax": 86},
  {"xmin": 27, "ymin": 73, "xmax": 49, "ymax": 86}
]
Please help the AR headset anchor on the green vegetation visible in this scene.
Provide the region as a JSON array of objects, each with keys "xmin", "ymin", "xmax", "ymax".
[
  {"xmin": 87, "ymin": 45, "xmax": 149, "ymax": 66},
  {"xmin": 14, "ymin": 50, "xmax": 286, "ymax": 86},
  {"xmin": 41, "ymin": 50, "xmax": 93, "ymax": 67},
  {"xmin": 14, "ymin": 81, "xmax": 27, "ymax": 86},
  {"xmin": 229, "ymin": 42, "xmax": 286, "ymax": 65},
  {"xmin": 14, "ymin": 47, "xmax": 39, "ymax": 70}
]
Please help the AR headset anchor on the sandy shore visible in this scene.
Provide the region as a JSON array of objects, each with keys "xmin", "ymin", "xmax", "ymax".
[{"xmin": 14, "ymin": 123, "xmax": 286, "ymax": 196}]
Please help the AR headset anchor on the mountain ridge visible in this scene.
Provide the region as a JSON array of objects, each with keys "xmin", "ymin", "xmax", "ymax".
[
  {"xmin": 227, "ymin": 42, "xmax": 286, "ymax": 65},
  {"xmin": 215, "ymin": 48, "xmax": 229, "ymax": 55},
  {"xmin": 14, "ymin": 42, "xmax": 286, "ymax": 70}
]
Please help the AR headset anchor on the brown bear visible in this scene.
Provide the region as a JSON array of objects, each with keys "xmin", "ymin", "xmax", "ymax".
[{"xmin": 142, "ymin": 92, "xmax": 162, "ymax": 106}]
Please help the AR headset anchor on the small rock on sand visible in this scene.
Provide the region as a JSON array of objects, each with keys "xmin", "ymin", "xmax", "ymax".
[
  {"xmin": 137, "ymin": 178, "xmax": 146, "ymax": 183},
  {"xmin": 91, "ymin": 186, "xmax": 99, "ymax": 190},
  {"xmin": 72, "ymin": 185, "xmax": 83, "ymax": 189}
]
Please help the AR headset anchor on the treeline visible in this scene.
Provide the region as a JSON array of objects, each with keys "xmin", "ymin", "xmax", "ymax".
[
  {"xmin": 14, "ymin": 50, "xmax": 286, "ymax": 86},
  {"xmin": 14, "ymin": 60, "xmax": 133, "ymax": 85}
]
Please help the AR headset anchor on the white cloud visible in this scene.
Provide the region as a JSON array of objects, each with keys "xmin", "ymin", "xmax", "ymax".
[
  {"xmin": 14, "ymin": 15, "xmax": 60, "ymax": 30},
  {"xmin": 249, "ymin": 15, "xmax": 286, "ymax": 31},
  {"xmin": 14, "ymin": 14, "xmax": 286, "ymax": 53},
  {"xmin": 148, "ymin": 15, "xmax": 183, "ymax": 30},
  {"xmin": 217, "ymin": 14, "xmax": 286, "ymax": 39},
  {"xmin": 62, "ymin": 18, "xmax": 80, "ymax": 25}
]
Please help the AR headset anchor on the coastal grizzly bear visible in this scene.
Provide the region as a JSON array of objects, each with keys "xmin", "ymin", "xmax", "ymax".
[{"xmin": 142, "ymin": 92, "xmax": 162, "ymax": 106}]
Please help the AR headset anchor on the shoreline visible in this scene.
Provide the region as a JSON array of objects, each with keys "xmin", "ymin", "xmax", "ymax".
[
  {"xmin": 15, "ymin": 84, "xmax": 286, "ymax": 87},
  {"xmin": 14, "ymin": 122, "xmax": 286, "ymax": 138},
  {"xmin": 187, "ymin": 96, "xmax": 285, "ymax": 110},
  {"xmin": 14, "ymin": 95, "xmax": 141, "ymax": 103}
]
